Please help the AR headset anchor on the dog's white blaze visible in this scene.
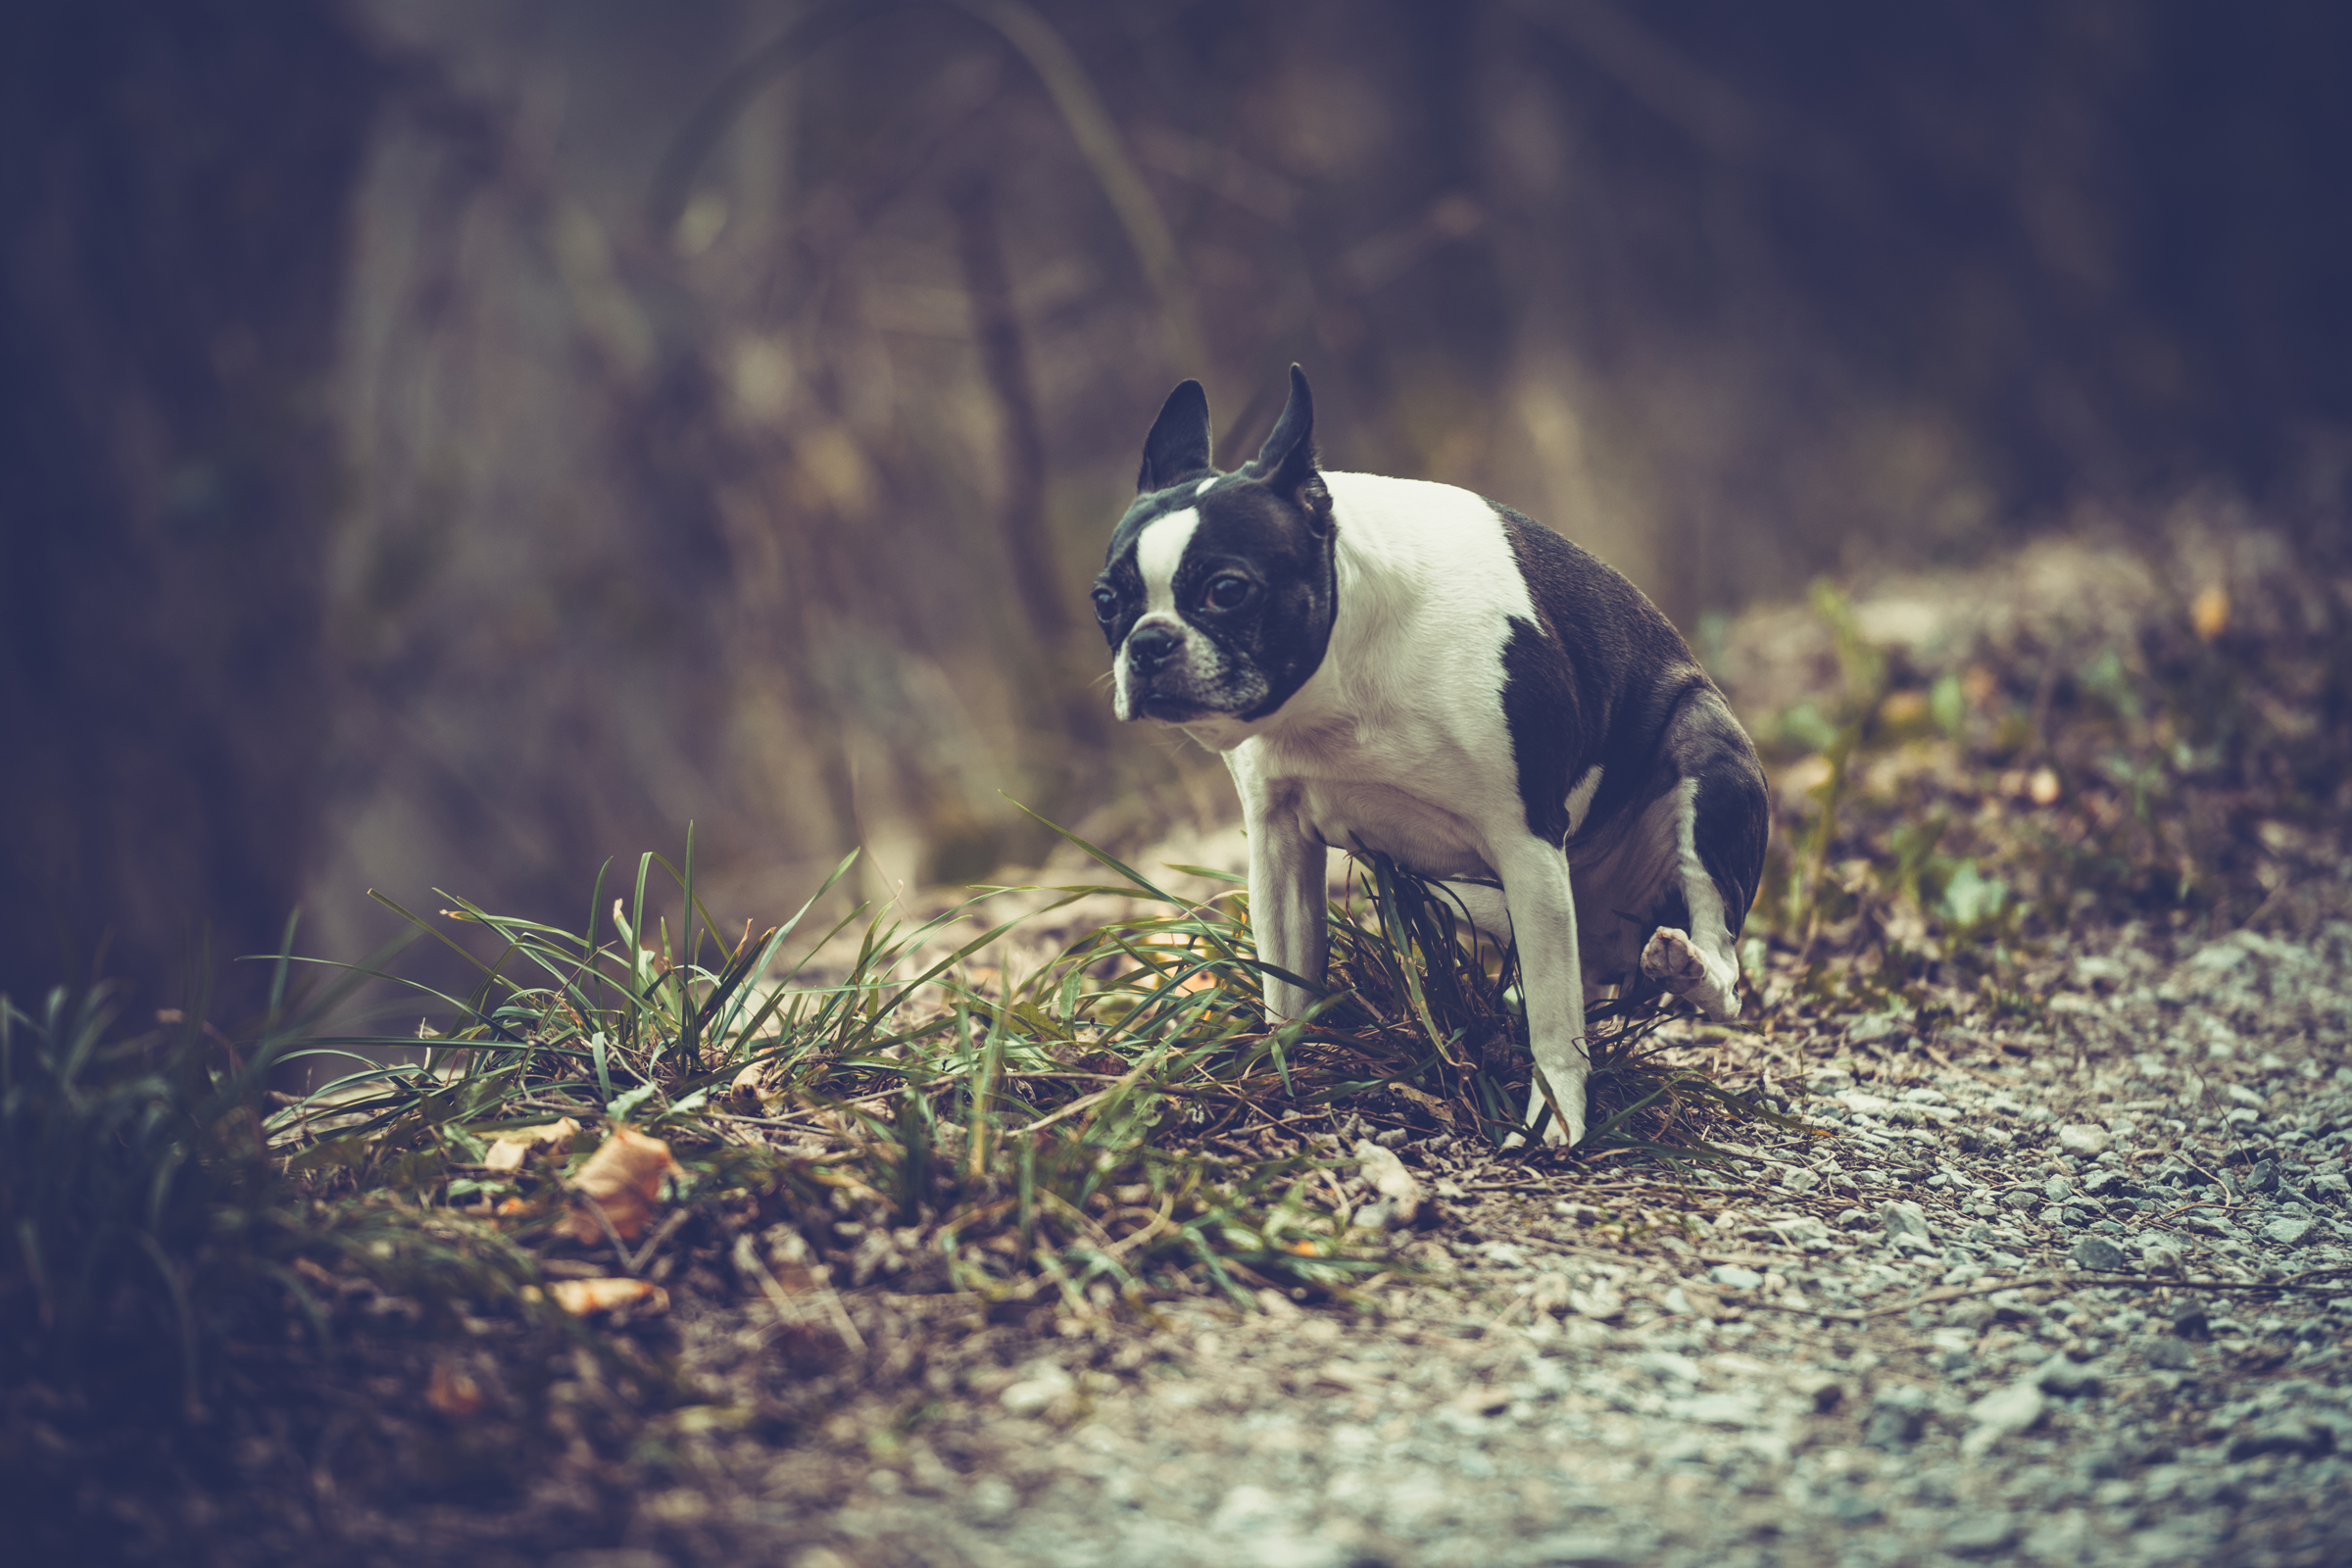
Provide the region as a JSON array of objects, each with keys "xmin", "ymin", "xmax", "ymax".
[
  {"xmin": 1134, "ymin": 507, "xmax": 1200, "ymax": 616},
  {"xmin": 1564, "ymin": 765, "xmax": 1604, "ymax": 837}
]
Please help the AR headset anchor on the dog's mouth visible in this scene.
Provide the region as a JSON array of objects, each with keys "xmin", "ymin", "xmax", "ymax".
[{"xmin": 1131, "ymin": 691, "xmax": 1214, "ymax": 723}]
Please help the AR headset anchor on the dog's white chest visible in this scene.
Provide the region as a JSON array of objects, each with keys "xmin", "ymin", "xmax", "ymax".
[
  {"xmin": 1297, "ymin": 778, "xmax": 1494, "ymax": 880},
  {"xmin": 1228, "ymin": 730, "xmax": 1502, "ymax": 884}
]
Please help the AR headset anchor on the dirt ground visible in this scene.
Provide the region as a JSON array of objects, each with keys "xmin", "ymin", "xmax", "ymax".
[{"xmin": 18, "ymin": 526, "xmax": 2352, "ymax": 1568}]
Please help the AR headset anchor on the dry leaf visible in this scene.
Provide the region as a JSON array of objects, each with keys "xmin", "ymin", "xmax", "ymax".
[
  {"xmin": 1354, "ymin": 1139, "xmax": 1425, "ymax": 1227},
  {"xmin": 2191, "ymin": 582, "xmax": 2230, "ymax": 644},
  {"xmin": 426, "ymin": 1360, "xmax": 485, "ymax": 1418},
  {"xmin": 483, "ymin": 1116, "xmax": 582, "ymax": 1173},
  {"xmin": 728, "ymin": 1060, "xmax": 784, "ymax": 1108},
  {"xmin": 548, "ymin": 1277, "xmax": 669, "ymax": 1316},
  {"xmin": 1387, "ymin": 1082, "xmax": 1459, "ymax": 1131},
  {"xmin": 562, "ymin": 1124, "xmax": 680, "ymax": 1244}
]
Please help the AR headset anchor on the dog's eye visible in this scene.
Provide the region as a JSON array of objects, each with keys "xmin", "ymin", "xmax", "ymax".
[
  {"xmin": 1091, "ymin": 587, "xmax": 1120, "ymax": 622},
  {"xmin": 1201, "ymin": 574, "xmax": 1251, "ymax": 612}
]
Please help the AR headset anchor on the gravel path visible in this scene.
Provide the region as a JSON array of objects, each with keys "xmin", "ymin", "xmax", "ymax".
[{"xmin": 584, "ymin": 912, "xmax": 2352, "ymax": 1568}]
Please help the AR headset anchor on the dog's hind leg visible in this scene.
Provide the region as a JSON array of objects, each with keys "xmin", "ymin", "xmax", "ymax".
[{"xmin": 1639, "ymin": 697, "xmax": 1770, "ymax": 1020}]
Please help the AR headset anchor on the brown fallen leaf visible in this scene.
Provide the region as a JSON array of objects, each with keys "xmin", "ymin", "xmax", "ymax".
[
  {"xmin": 2192, "ymin": 582, "xmax": 2230, "ymax": 644},
  {"xmin": 426, "ymin": 1360, "xmax": 485, "ymax": 1418},
  {"xmin": 483, "ymin": 1116, "xmax": 583, "ymax": 1173},
  {"xmin": 548, "ymin": 1277, "xmax": 669, "ymax": 1316},
  {"xmin": 562, "ymin": 1124, "xmax": 680, "ymax": 1244},
  {"xmin": 1387, "ymin": 1082, "xmax": 1459, "ymax": 1131}
]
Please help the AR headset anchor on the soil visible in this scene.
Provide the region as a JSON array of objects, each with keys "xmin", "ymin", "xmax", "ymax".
[{"xmin": 15, "ymin": 526, "xmax": 2352, "ymax": 1568}]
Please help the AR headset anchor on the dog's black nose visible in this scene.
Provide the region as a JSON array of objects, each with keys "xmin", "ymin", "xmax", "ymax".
[{"xmin": 1128, "ymin": 623, "xmax": 1181, "ymax": 671}]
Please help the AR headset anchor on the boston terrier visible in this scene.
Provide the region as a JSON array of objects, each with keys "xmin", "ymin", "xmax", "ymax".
[{"xmin": 1091, "ymin": 367, "xmax": 1769, "ymax": 1147}]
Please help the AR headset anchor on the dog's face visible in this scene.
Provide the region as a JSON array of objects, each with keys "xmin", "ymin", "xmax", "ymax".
[{"xmin": 1093, "ymin": 368, "xmax": 1338, "ymax": 726}]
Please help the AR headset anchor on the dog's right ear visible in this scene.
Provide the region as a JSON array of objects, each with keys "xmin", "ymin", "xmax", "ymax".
[{"xmin": 1137, "ymin": 379, "xmax": 1213, "ymax": 492}]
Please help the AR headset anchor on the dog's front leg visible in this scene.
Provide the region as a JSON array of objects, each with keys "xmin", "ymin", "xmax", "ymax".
[
  {"xmin": 1492, "ymin": 836, "xmax": 1588, "ymax": 1148},
  {"xmin": 1245, "ymin": 782, "xmax": 1328, "ymax": 1023}
]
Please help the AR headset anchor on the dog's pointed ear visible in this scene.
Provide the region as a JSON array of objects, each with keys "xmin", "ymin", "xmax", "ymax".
[
  {"xmin": 1137, "ymin": 379, "xmax": 1213, "ymax": 492},
  {"xmin": 1250, "ymin": 365, "xmax": 1331, "ymax": 532}
]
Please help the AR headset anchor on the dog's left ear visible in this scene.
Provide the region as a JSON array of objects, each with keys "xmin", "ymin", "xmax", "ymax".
[{"xmin": 1250, "ymin": 365, "xmax": 1332, "ymax": 533}]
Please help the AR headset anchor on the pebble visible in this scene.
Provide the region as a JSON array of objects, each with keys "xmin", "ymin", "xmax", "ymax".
[
  {"xmin": 1962, "ymin": 1381, "xmax": 2046, "ymax": 1457},
  {"xmin": 2035, "ymin": 1356, "xmax": 2103, "ymax": 1397},
  {"xmin": 1706, "ymin": 1264, "xmax": 1763, "ymax": 1291},
  {"xmin": 1941, "ymin": 1512, "xmax": 2020, "ymax": 1557},
  {"xmin": 2069, "ymin": 1235, "xmax": 2129, "ymax": 1271},
  {"xmin": 2057, "ymin": 1123, "xmax": 2110, "ymax": 1157},
  {"xmin": 2263, "ymin": 1215, "xmax": 2319, "ymax": 1248},
  {"xmin": 1525, "ymin": 1534, "xmax": 1639, "ymax": 1568}
]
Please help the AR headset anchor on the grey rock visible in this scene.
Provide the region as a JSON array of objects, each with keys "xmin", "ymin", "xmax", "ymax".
[
  {"xmin": 2264, "ymin": 1215, "xmax": 2320, "ymax": 1248},
  {"xmin": 1941, "ymin": 1513, "xmax": 2020, "ymax": 1557},
  {"xmin": 2001, "ymin": 1190, "xmax": 2039, "ymax": 1212},
  {"xmin": 1865, "ymin": 1384, "xmax": 1929, "ymax": 1447},
  {"xmin": 1707, "ymin": 1264, "xmax": 1763, "ymax": 1291},
  {"xmin": 2246, "ymin": 1158, "xmax": 2279, "ymax": 1195},
  {"xmin": 2146, "ymin": 1338, "xmax": 2196, "ymax": 1371},
  {"xmin": 2057, "ymin": 1123, "xmax": 2110, "ymax": 1157},
  {"xmin": 2228, "ymin": 1418, "xmax": 2337, "ymax": 1461},
  {"xmin": 2035, "ymin": 1355, "xmax": 2103, "ymax": 1396},
  {"xmin": 2043, "ymin": 1175, "xmax": 2074, "ymax": 1203},
  {"xmin": 2070, "ymin": 1235, "xmax": 2129, "ymax": 1271},
  {"xmin": 1879, "ymin": 1200, "xmax": 1934, "ymax": 1244},
  {"xmin": 1963, "ymin": 1381, "xmax": 2046, "ymax": 1457},
  {"xmin": 1523, "ymin": 1535, "xmax": 1637, "ymax": 1568}
]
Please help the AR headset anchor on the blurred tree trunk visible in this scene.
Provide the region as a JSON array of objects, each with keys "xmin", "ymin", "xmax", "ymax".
[{"xmin": 0, "ymin": 0, "xmax": 380, "ymax": 1016}]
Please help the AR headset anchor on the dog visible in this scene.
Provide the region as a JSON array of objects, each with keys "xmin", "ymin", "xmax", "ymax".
[{"xmin": 1091, "ymin": 367, "xmax": 1769, "ymax": 1146}]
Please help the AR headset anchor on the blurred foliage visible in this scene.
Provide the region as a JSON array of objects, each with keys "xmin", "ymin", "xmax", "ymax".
[
  {"xmin": 1749, "ymin": 545, "xmax": 2352, "ymax": 1024},
  {"xmin": 8, "ymin": 0, "xmax": 2352, "ymax": 1029}
]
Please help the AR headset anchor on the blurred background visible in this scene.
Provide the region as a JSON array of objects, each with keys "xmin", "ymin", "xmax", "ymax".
[{"xmin": 4, "ymin": 0, "xmax": 2348, "ymax": 1016}]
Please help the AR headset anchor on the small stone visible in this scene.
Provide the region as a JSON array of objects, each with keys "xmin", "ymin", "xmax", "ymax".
[
  {"xmin": 2228, "ymin": 1418, "xmax": 2337, "ymax": 1462},
  {"xmin": 2058, "ymin": 1124, "xmax": 2110, "ymax": 1157},
  {"xmin": 967, "ymin": 1475, "xmax": 1018, "ymax": 1521},
  {"xmin": 2314, "ymin": 1171, "xmax": 2352, "ymax": 1203},
  {"xmin": 2264, "ymin": 1215, "xmax": 2320, "ymax": 1248},
  {"xmin": 2035, "ymin": 1355, "xmax": 2102, "ymax": 1396},
  {"xmin": 1962, "ymin": 1381, "xmax": 2045, "ymax": 1457},
  {"xmin": 998, "ymin": 1363, "xmax": 1074, "ymax": 1417},
  {"xmin": 1879, "ymin": 1200, "xmax": 1934, "ymax": 1244},
  {"xmin": 2043, "ymin": 1175, "xmax": 2074, "ymax": 1203},
  {"xmin": 1865, "ymin": 1384, "xmax": 1929, "ymax": 1447},
  {"xmin": 2070, "ymin": 1235, "xmax": 2129, "ymax": 1271},
  {"xmin": 2145, "ymin": 1339, "xmax": 2195, "ymax": 1371},
  {"xmin": 2227, "ymin": 1083, "xmax": 2267, "ymax": 1107},
  {"xmin": 2246, "ymin": 1159, "xmax": 2280, "ymax": 1195},
  {"xmin": 1525, "ymin": 1535, "xmax": 1637, "ymax": 1568},
  {"xmin": 2001, "ymin": 1190, "xmax": 2039, "ymax": 1212},
  {"xmin": 1942, "ymin": 1513, "xmax": 2020, "ymax": 1557},
  {"xmin": 1707, "ymin": 1264, "xmax": 1764, "ymax": 1291}
]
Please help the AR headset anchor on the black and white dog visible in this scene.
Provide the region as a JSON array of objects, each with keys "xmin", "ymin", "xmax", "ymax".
[{"xmin": 1091, "ymin": 367, "xmax": 1769, "ymax": 1147}]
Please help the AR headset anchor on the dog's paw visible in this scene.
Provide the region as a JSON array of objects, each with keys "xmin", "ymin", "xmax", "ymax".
[
  {"xmin": 1641, "ymin": 926, "xmax": 1708, "ymax": 988},
  {"xmin": 1508, "ymin": 1077, "xmax": 1587, "ymax": 1150},
  {"xmin": 1642, "ymin": 927, "xmax": 1740, "ymax": 1020}
]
